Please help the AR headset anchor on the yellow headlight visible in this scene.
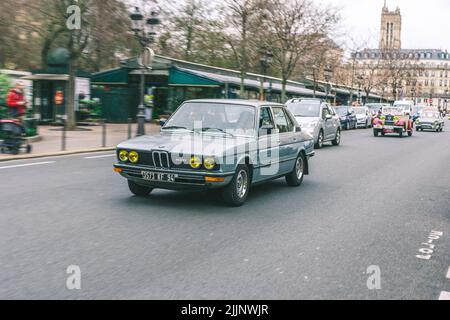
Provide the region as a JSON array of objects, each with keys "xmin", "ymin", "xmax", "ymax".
[
  {"xmin": 119, "ymin": 150, "xmax": 128, "ymax": 162},
  {"xmin": 393, "ymin": 116, "xmax": 399, "ymax": 121},
  {"xmin": 189, "ymin": 156, "xmax": 202, "ymax": 169},
  {"xmin": 129, "ymin": 151, "xmax": 139, "ymax": 163},
  {"xmin": 204, "ymin": 157, "xmax": 216, "ymax": 170}
]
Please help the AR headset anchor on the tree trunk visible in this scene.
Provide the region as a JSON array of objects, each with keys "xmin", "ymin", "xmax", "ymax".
[
  {"xmin": 281, "ymin": 79, "xmax": 287, "ymax": 103},
  {"xmin": 66, "ymin": 58, "xmax": 77, "ymax": 129},
  {"xmin": 240, "ymin": 72, "xmax": 245, "ymax": 98}
]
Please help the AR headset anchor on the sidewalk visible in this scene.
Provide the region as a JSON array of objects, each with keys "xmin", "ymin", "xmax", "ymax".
[{"xmin": 0, "ymin": 123, "xmax": 161, "ymax": 161}]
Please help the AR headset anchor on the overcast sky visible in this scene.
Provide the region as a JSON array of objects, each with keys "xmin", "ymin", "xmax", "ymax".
[{"xmin": 315, "ymin": 0, "xmax": 450, "ymax": 51}]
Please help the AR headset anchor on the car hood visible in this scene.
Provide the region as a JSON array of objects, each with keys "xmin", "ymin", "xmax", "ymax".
[
  {"xmin": 356, "ymin": 114, "xmax": 367, "ymax": 119},
  {"xmin": 117, "ymin": 132, "xmax": 254, "ymax": 156},
  {"xmin": 420, "ymin": 117, "xmax": 439, "ymax": 122},
  {"xmin": 294, "ymin": 116, "xmax": 320, "ymax": 126}
]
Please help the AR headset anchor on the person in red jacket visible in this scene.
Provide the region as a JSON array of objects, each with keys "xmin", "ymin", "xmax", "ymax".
[{"xmin": 6, "ymin": 82, "xmax": 27, "ymax": 120}]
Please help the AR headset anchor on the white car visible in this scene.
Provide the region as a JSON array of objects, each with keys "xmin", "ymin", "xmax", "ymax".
[
  {"xmin": 286, "ymin": 99, "xmax": 341, "ymax": 149},
  {"xmin": 351, "ymin": 106, "xmax": 372, "ymax": 128}
]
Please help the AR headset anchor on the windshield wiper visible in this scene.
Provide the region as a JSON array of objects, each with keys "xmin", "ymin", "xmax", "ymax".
[
  {"xmin": 162, "ymin": 126, "xmax": 192, "ymax": 131},
  {"xmin": 198, "ymin": 128, "xmax": 235, "ymax": 137}
]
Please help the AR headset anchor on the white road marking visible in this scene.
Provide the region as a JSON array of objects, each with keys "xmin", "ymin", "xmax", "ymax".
[
  {"xmin": 446, "ymin": 266, "xmax": 450, "ymax": 280},
  {"xmin": 0, "ymin": 161, "xmax": 55, "ymax": 170},
  {"xmin": 439, "ymin": 291, "xmax": 450, "ymax": 300},
  {"xmin": 84, "ymin": 154, "xmax": 115, "ymax": 159}
]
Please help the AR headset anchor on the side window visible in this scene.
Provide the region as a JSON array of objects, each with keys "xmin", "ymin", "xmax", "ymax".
[
  {"xmin": 259, "ymin": 107, "xmax": 274, "ymax": 129},
  {"xmin": 322, "ymin": 106, "xmax": 330, "ymax": 119},
  {"xmin": 283, "ymin": 109, "xmax": 295, "ymax": 132},
  {"xmin": 272, "ymin": 107, "xmax": 289, "ymax": 133}
]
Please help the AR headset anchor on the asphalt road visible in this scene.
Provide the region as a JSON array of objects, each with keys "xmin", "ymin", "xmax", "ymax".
[{"xmin": 1, "ymin": 122, "xmax": 450, "ymax": 300}]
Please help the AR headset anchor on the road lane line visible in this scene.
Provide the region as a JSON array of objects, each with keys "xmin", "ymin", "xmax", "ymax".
[
  {"xmin": 84, "ymin": 154, "xmax": 115, "ymax": 159},
  {"xmin": 446, "ymin": 266, "xmax": 450, "ymax": 279},
  {"xmin": 439, "ymin": 291, "xmax": 450, "ymax": 300},
  {"xmin": 0, "ymin": 161, "xmax": 55, "ymax": 170}
]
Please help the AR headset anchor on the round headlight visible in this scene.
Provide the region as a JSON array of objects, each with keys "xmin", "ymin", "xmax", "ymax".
[
  {"xmin": 129, "ymin": 151, "xmax": 139, "ymax": 163},
  {"xmin": 204, "ymin": 157, "xmax": 216, "ymax": 170},
  {"xmin": 119, "ymin": 150, "xmax": 128, "ymax": 162},
  {"xmin": 393, "ymin": 116, "xmax": 399, "ymax": 121},
  {"xmin": 189, "ymin": 156, "xmax": 202, "ymax": 169}
]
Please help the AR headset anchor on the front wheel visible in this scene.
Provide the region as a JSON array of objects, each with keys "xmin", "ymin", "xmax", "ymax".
[
  {"xmin": 332, "ymin": 129, "xmax": 341, "ymax": 146},
  {"xmin": 408, "ymin": 130, "xmax": 413, "ymax": 137},
  {"xmin": 222, "ymin": 165, "xmax": 250, "ymax": 207},
  {"xmin": 315, "ymin": 130, "xmax": 324, "ymax": 149},
  {"xmin": 128, "ymin": 180, "xmax": 153, "ymax": 196},
  {"xmin": 373, "ymin": 129, "xmax": 379, "ymax": 137},
  {"xmin": 286, "ymin": 153, "xmax": 306, "ymax": 187}
]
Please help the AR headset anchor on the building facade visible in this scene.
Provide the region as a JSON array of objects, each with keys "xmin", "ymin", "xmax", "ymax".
[{"xmin": 353, "ymin": 2, "xmax": 450, "ymax": 108}]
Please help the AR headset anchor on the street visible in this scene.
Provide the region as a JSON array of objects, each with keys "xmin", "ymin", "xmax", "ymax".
[{"xmin": 1, "ymin": 123, "xmax": 450, "ymax": 300}]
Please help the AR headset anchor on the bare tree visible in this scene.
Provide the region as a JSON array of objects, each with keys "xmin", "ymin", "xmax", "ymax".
[
  {"xmin": 263, "ymin": 0, "xmax": 339, "ymax": 102},
  {"xmin": 221, "ymin": 0, "xmax": 265, "ymax": 97}
]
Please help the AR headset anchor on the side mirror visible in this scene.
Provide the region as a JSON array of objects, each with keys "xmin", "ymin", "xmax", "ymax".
[
  {"xmin": 295, "ymin": 125, "xmax": 302, "ymax": 132},
  {"xmin": 325, "ymin": 114, "xmax": 333, "ymax": 120},
  {"xmin": 159, "ymin": 119, "xmax": 167, "ymax": 126},
  {"xmin": 259, "ymin": 124, "xmax": 274, "ymax": 136}
]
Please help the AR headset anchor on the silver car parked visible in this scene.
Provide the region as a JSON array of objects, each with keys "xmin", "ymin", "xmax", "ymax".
[{"xmin": 286, "ymin": 99, "xmax": 342, "ymax": 149}]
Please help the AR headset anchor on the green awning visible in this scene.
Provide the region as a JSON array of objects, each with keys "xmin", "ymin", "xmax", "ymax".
[
  {"xmin": 169, "ymin": 68, "xmax": 221, "ymax": 87},
  {"xmin": 92, "ymin": 68, "xmax": 129, "ymax": 84}
]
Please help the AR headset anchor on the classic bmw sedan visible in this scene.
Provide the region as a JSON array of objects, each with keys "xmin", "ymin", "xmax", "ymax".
[{"xmin": 114, "ymin": 99, "xmax": 315, "ymax": 207}]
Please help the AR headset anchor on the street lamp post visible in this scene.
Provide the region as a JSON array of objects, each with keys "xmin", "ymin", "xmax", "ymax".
[
  {"xmin": 259, "ymin": 49, "xmax": 273, "ymax": 101},
  {"xmin": 356, "ymin": 74, "xmax": 364, "ymax": 105},
  {"xmin": 324, "ymin": 66, "xmax": 333, "ymax": 104},
  {"xmin": 130, "ymin": 7, "xmax": 161, "ymax": 136}
]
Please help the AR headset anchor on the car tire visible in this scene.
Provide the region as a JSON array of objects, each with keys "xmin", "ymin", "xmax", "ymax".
[
  {"xmin": 332, "ymin": 129, "xmax": 341, "ymax": 146},
  {"xmin": 315, "ymin": 130, "xmax": 324, "ymax": 149},
  {"xmin": 373, "ymin": 129, "xmax": 379, "ymax": 137},
  {"xmin": 128, "ymin": 180, "xmax": 153, "ymax": 196},
  {"xmin": 399, "ymin": 130, "xmax": 403, "ymax": 138},
  {"xmin": 286, "ymin": 153, "xmax": 306, "ymax": 187},
  {"xmin": 222, "ymin": 165, "xmax": 250, "ymax": 207},
  {"xmin": 408, "ymin": 130, "xmax": 413, "ymax": 137},
  {"xmin": 346, "ymin": 122, "xmax": 350, "ymax": 131}
]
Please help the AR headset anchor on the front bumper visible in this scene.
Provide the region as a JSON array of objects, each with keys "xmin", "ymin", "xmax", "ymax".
[
  {"xmin": 114, "ymin": 163, "xmax": 234, "ymax": 191},
  {"xmin": 416, "ymin": 123, "xmax": 439, "ymax": 130}
]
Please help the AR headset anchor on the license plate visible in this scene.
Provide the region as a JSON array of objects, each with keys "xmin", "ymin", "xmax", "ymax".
[
  {"xmin": 384, "ymin": 125, "xmax": 394, "ymax": 130},
  {"xmin": 141, "ymin": 171, "xmax": 178, "ymax": 182}
]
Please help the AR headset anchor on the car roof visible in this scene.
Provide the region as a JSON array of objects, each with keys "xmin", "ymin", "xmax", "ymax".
[{"xmin": 183, "ymin": 99, "xmax": 285, "ymax": 108}]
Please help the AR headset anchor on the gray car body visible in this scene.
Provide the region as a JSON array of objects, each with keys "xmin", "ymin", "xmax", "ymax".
[
  {"xmin": 286, "ymin": 99, "xmax": 341, "ymax": 145},
  {"xmin": 114, "ymin": 99, "xmax": 315, "ymax": 191}
]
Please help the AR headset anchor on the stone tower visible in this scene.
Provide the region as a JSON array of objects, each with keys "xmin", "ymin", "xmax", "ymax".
[{"xmin": 379, "ymin": 1, "xmax": 402, "ymax": 50}]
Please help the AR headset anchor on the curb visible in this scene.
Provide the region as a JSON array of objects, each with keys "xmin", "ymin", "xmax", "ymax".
[{"xmin": 0, "ymin": 147, "xmax": 116, "ymax": 162}]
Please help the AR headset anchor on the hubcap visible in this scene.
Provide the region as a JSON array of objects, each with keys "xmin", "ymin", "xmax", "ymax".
[
  {"xmin": 319, "ymin": 133, "xmax": 323, "ymax": 146},
  {"xmin": 296, "ymin": 157, "xmax": 304, "ymax": 179},
  {"xmin": 336, "ymin": 131, "xmax": 341, "ymax": 144},
  {"xmin": 236, "ymin": 170, "xmax": 248, "ymax": 199}
]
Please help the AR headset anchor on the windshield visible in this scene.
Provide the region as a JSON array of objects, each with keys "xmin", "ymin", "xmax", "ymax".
[
  {"xmin": 335, "ymin": 107, "xmax": 349, "ymax": 116},
  {"xmin": 352, "ymin": 108, "xmax": 366, "ymax": 115},
  {"xmin": 163, "ymin": 102, "xmax": 256, "ymax": 136},
  {"xmin": 382, "ymin": 107, "xmax": 403, "ymax": 115},
  {"xmin": 287, "ymin": 102, "xmax": 320, "ymax": 117},
  {"xmin": 422, "ymin": 111, "xmax": 439, "ymax": 119}
]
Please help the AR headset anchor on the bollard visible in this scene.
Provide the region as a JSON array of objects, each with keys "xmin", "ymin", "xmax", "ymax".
[
  {"xmin": 101, "ymin": 118, "xmax": 106, "ymax": 148},
  {"xmin": 128, "ymin": 118, "xmax": 132, "ymax": 140},
  {"xmin": 61, "ymin": 119, "xmax": 66, "ymax": 151}
]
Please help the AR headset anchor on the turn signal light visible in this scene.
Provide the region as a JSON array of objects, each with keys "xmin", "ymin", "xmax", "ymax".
[
  {"xmin": 205, "ymin": 177, "xmax": 225, "ymax": 182},
  {"xmin": 114, "ymin": 167, "xmax": 123, "ymax": 173}
]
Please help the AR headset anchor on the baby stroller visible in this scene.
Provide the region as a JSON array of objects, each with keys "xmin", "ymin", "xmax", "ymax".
[{"xmin": 0, "ymin": 120, "xmax": 32, "ymax": 155}]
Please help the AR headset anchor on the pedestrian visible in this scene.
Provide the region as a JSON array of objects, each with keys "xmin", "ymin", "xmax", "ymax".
[{"xmin": 6, "ymin": 81, "xmax": 27, "ymax": 121}]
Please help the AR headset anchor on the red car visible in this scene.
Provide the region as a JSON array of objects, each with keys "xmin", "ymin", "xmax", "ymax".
[{"xmin": 373, "ymin": 107, "xmax": 414, "ymax": 138}]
